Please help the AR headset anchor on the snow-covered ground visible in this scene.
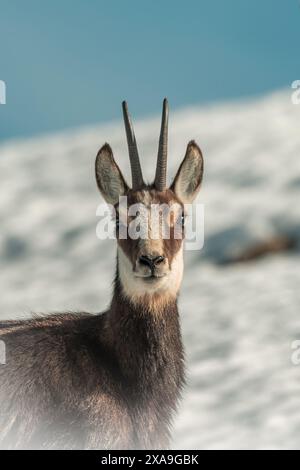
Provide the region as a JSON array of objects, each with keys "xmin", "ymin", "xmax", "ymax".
[{"xmin": 1, "ymin": 90, "xmax": 300, "ymax": 449}]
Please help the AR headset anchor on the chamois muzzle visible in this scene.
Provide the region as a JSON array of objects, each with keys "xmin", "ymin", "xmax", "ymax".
[
  {"xmin": 139, "ymin": 255, "xmax": 166, "ymax": 270},
  {"xmin": 136, "ymin": 252, "xmax": 168, "ymax": 280}
]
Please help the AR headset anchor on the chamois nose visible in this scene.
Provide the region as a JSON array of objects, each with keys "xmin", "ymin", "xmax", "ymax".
[{"xmin": 139, "ymin": 255, "xmax": 165, "ymax": 269}]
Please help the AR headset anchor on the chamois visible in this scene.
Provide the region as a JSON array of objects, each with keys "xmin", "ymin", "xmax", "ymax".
[{"xmin": 0, "ymin": 99, "xmax": 204, "ymax": 449}]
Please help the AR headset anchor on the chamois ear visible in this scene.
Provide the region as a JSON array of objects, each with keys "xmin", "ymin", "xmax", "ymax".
[
  {"xmin": 170, "ymin": 140, "xmax": 203, "ymax": 204},
  {"xmin": 95, "ymin": 143, "xmax": 129, "ymax": 205}
]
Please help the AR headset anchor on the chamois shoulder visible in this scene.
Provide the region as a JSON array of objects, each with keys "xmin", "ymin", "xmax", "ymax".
[{"xmin": 0, "ymin": 311, "xmax": 107, "ymax": 338}]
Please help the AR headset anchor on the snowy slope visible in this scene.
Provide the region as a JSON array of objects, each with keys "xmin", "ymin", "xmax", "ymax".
[{"xmin": 1, "ymin": 90, "xmax": 300, "ymax": 449}]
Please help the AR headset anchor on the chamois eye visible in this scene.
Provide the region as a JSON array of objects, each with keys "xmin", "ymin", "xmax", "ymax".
[{"xmin": 176, "ymin": 213, "xmax": 185, "ymax": 228}]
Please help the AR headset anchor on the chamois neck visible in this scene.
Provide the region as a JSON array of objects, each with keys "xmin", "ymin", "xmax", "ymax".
[
  {"xmin": 110, "ymin": 275, "xmax": 179, "ymax": 318},
  {"xmin": 107, "ymin": 272, "xmax": 183, "ymax": 386}
]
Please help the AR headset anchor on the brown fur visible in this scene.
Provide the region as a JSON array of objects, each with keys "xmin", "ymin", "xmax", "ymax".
[
  {"xmin": 0, "ymin": 189, "xmax": 186, "ymax": 450},
  {"xmin": 0, "ymin": 283, "xmax": 184, "ymax": 449},
  {"xmin": 0, "ymin": 134, "xmax": 203, "ymax": 450}
]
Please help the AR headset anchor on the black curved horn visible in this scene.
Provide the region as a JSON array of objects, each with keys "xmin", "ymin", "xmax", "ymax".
[
  {"xmin": 122, "ymin": 101, "xmax": 144, "ymax": 189},
  {"xmin": 154, "ymin": 98, "xmax": 169, "ymax": 191}
]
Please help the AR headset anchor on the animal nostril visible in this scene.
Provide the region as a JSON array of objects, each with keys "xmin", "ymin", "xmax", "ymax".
[
  {"xmin": 153, "ymin": 256, "xmax": 165, "ymax": 266},
  {"xmin": 139, "ymin": 255, "xmax": 154, "ymax": 268},
  {"xmin": 139, "ymin": 255, "xmax": 165, "ymax": 269}
]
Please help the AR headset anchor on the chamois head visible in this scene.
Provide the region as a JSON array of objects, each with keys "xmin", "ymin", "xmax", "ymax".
[{"xmin": 95, "ymin": 99, "xmax": 203, "ymax": 304}]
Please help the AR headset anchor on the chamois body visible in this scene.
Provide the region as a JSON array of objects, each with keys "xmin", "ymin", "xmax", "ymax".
[
  {"xmin": 0, "ymin": 275, "xmax": 184, "ymax": 449},
  {"xmin": 0, "ymin": 100, "xmax": 203, "ymax": 449}
]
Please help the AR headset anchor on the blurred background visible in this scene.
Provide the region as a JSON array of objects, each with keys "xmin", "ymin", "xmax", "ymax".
[
  {"xmin": 1, "ymin": 0, "xmax": 300, "ymax": 449},
  {"xmin": 0, "ymin": 0, "xmax": 300, "ymax": 140}
]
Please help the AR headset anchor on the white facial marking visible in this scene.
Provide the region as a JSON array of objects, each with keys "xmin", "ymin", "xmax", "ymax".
[{"xmin": 117, "ymin": 245, "xmax": 183, "ymax": 302}]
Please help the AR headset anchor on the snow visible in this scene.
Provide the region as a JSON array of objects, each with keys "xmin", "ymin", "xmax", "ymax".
[{"xmin": 1, "ymin": 90, "xmax": 300, "ymax": 449}]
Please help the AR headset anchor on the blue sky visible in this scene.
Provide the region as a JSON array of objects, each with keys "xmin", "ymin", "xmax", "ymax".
[{"xmin": 0, "ymin": 0, "xmax": 299, "ymax": 141}]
